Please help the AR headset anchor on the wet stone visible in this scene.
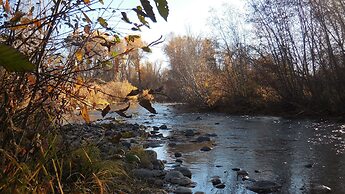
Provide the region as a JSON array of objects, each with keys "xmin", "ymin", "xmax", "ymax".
[
  {"xmin": 211, "ymin": 177, "xmax": 221, "ymax": 185},
  {"xmin": 207, "ymin": 133, "xmax": 218, "ymax": 137},
  {"xmin": 200, "ymin": 146, "xmax": 212, "ymax": 151},
  {"xmin": 196, "ymin": 136, "xmax": 211, "ymax": 142},
  {"xmin": 159, "ymin": 124, "xmax": 168, "ymax": 129},
  {"xmin": 185, "ymin": 129, "xmax": 195, "ymax": 137},
  {"xmin": 168, "ymin": 142, "xmax": 177, "ymax": 147},
  {"xmin": 174, "ymin": 167, "xmax": 192, "ymax": 178},
  {"xmin": 215, "ymin": 183, "xmax": 226, "ymax": 189},
  {"xmin": 176, "ymin": 159, "xmax": 183, "ymax": 163},
  {"xmin": 174, "ymin": 186, "xmax": 192, "ymax": 194},
  {"xmin": 247, "ymin": 180, "xmax": 282, "ymax": 193},
  {"xmin": 174, "ymin": 152, "xmax": 182, "ymax": 157}
]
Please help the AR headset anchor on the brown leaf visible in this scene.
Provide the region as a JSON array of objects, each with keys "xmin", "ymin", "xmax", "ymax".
[
  {"xmin": 84, "ymin": 25, "xmax": 91, "ymax": 34},
  {"xmin": 27, "ymin": 74, "xmax": 36, "ymax": 86},
  {"xmin": 115, "ymin": 103, "xmax": 132, "ymax": 118},
  {"xmin": 81, "ymin": 105, "xmax": 91, "ymax": 124},
  {"xmin": 139, "ymin": 99, "xmax": 156, "ymax": 114},
  {"xmin": 4, "ymin": 0, "xmax": 10, "ymax": 13},
  {"xmin": 101, "ymin": 104, "xmax": 111, "ymax": 117},
  {"xmin": 126, "ymin": 89, "xmax": 141, "ymax": 96}
]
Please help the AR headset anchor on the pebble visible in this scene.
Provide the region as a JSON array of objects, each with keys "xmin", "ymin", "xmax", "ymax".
[
  {"xmin": 215, "ymin": 183, "xmax": 226, "ymax": 189},
  {"xmin": 159, "ymin": 124, "xmax": 168, "ymax": 129},
  {"xmin": 184, "ymin": 129, "xmax": 195, "ymax": 137},
  {"xmin": 211, "ymin": 177, "xmax": 221, "ymax": 185},
  {"xmin": 176, "ymin": 159, "xmax": 183, "ymax": 163},
  {"xmin": 174, "ymin": 152, "xmax": 182, "ymax": 157},
  {"xmin": 196, "ymin": 136, "xmax": 211, "ymax": 142},
  {"xmin": 200, "ymin": 146, "xmax": 212, "ymax": 151}
]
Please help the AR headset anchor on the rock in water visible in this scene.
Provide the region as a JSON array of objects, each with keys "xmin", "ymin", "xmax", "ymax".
[
  {"xmin": 211, "ymin": 177, "xmax": 221, "ymax": 185},
  {"xmin": 174, "ymin": 152, "xmax": 182, "ymax": 157},
  {"xmin": 174, "ymin": 167, "xmax": 192, "ymax": 178},
  {"xmin": 196, "ymin": 136, "xmax": 211, "ymax": 142},
  {"xmin": 247, "ymin": 180, "xmax": 282, "ymax": 193},
  {"xmin": 200, "ymin": 146, "xmax": 212, "ymax": 151},
  {"xmin": 215, "ymin": 183, "xmax": 226, "ymax": 189},
  {"xmin": 174, "ymin": 186, "xmax": 192, "ymax": 194},
  {"xmin": 159, "ymin": 124, "xmax": 168, "ymax": 129}
]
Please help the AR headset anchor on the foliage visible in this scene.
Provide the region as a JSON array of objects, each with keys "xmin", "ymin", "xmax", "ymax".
[
  {"xmin": 164, "ymin": 1, "xmax": 345, "ymax": 115},
  {"xmin": 0, "ymin": 0, "xmax": 169, "ymax": 192}
]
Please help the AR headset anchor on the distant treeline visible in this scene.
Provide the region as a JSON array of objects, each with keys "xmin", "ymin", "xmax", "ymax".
[{"xmin": 162, "ymin": 0, "xmax": 345, "ymax": 116}]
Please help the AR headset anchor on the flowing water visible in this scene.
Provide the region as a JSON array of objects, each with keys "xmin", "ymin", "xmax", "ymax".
[{"xmin": 83, "ymin": 103, "xmax": 345, "ymax": 193}]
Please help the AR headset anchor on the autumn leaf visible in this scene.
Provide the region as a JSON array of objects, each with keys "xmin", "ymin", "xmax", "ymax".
[
  {"xmin": 97, "ymin": 17, "xmax": 108, "ymax": 28},
  {"xmin": 83, "ymin": 0, "xmax": 90, "ymax": 4},
  {"xmin": 134, "ymin": 6, "xmax": 150, "ymax": 27},
  {"xmin": 101, "ymin": 104, "xmax": 111, "ymax": 117},
  {"xmin": 0, "ymin": 0, "xmax": 3, "ymax": 6},
  {"xmin": 154, "ymin": 0, "xmax": 169, "ymax": 21},
  {"xmin": 4, "ymin": 0, "xmax": 10, "ymax": 13},
  {"xmin": 141, "ymin": 46, "xmax": 152, "ymax": 53},
  {"xmin": 121, "ymin": 12, "xmax": 131, "ymax": 24},
  {"xmin": 10, "ymin": 11, "xmax": 25, "ymax": 23},
  {"xmin": 47, "ymin": 85, "xmax": 53, "ymax": 93},
  {"xmin": 126, "ymin": 89, "xmax": 141, "ymax": 96},
  {"xmin": 140, "ymin": 0, "xmax": 156, "ymax": 22},
  {"xmin": 139, "ymin": 98, "xmax": 157, "ymax": 114},
  {"xmin": 0, "ymin": 43, "xmax": 35, "ymax": 72},
  {"xmin": 81, "ymin": 105, "xmax": 91, "ymax": 124},
  {"xmin": 84, "ymin": 25, "xmax": 91, "ymax": 34},
  {"xmin": 75, "ymin": 76, "xmax": 83, "ymax": 90},
  {"xmin": 82, "ymin": 11, "xmax": 92, "ymax": 23},
  {"xmin": 27, "ymin": 74, "xmax": 36, "ymax": 86},
  {"xmin": 76, "ymin": 50, "xmax": 83, "ymax": 61}
]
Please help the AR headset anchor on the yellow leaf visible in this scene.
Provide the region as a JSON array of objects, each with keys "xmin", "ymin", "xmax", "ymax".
[
  {"xmin": 83, "ymin": 0, "xmax": 90, "ymax": 4},
  {"xmin": 27, "ymin": 74, "xmax": 36, "ymax": 85},
  {"xmin": 81, "ymin": 105, "xmax": 90, "ymax": 124},
  {"xmin": 76, "ymin": 50, "xmax": 83, "ymax": 61},
  {"xmin": 75, "ymin": 76, "xmax": 83, "ymax": 90}
]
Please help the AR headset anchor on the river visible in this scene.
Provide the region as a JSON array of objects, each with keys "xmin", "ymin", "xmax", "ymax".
[{"xmin": 84, "ymin": 103, "xmax": 345, "ymax": 193}]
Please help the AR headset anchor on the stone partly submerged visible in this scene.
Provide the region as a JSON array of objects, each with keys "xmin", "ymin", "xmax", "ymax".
[{"xmin": 246, "ymin": 180, "xmax": 282, "ymax": 193}]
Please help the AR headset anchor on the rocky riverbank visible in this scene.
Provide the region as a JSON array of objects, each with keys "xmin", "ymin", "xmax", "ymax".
[{"xmin": 60, "ymin": 119, "xmax": 218, "ymax": 194}]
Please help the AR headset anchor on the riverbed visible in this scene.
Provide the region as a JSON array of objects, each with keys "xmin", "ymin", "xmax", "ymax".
[{"xmin": 77, "ymin": 103, "xmax": 345, "ymax": 193}]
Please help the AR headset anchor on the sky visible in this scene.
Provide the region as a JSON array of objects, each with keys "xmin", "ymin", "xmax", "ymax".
[{"xmin": 114, "ymin": 0, "xmax": 247, "ymax": 64}]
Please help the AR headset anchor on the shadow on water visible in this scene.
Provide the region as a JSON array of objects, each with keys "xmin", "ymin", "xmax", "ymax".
[{"xmin": 74, "ymin": 103, "xmax": 345, "ymax": 193}]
